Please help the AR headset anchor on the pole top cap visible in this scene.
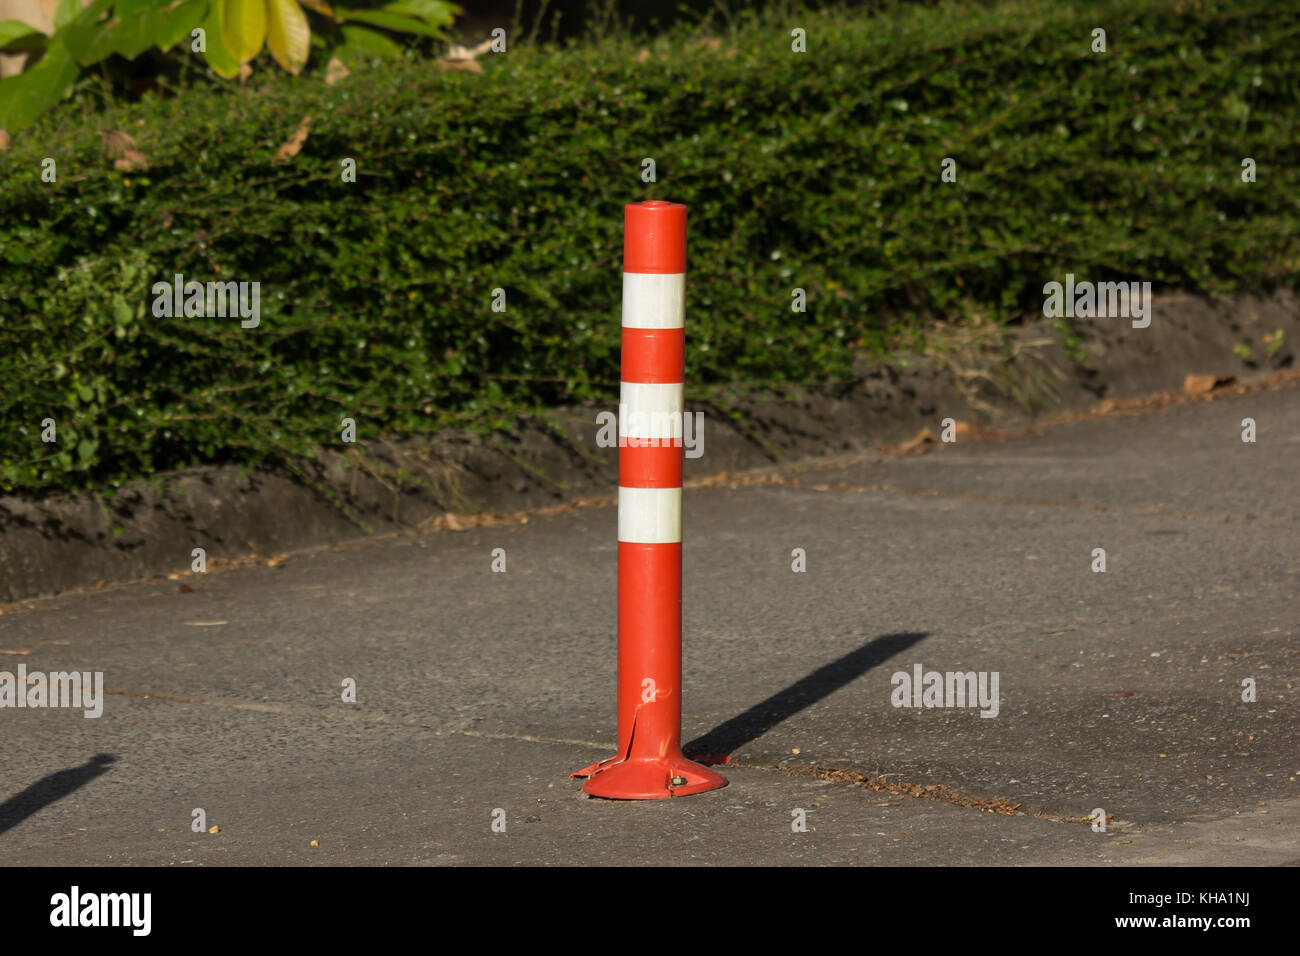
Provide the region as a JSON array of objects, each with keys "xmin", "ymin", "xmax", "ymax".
[{"xmin": 624, "ymin": 201, "xmax": 686, "ymax": 274}]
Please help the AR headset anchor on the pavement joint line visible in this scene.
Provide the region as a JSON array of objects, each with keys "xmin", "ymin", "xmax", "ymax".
[
  {"xmin": 103, "ymin": 687, "xmax": 447, "ymax": 729},
  {"xmin": 755, "ymin": 480, "xmax": 1298, "ymax": 530},
  {"xmin": 451, "ymin": 729, "xmax": 608, "ymax": 749},
  {"xmin": 101, "ymin": 687, "xmax": 613, "ymax": 748}
]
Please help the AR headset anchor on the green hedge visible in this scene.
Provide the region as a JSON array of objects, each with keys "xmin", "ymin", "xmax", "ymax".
[{"xmin": 1, "ymin": 0, "xmax": 1297, "ymax": 495}]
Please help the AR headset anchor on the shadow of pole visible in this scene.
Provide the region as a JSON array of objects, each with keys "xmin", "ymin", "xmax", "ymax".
[
  {"xmin": 0, "ymin": 753, "xmax": 117, "ymax": 836},
  {"xmin": 685, "ymin": 631, "xmax": 927, "ymax": 763}
]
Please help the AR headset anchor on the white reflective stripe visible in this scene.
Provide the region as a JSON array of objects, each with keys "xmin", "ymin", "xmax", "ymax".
[
  {"xmin": 618, "ymin": 487, "xmax": 682, "ymax": 543},
  {"xmin": 622, "ymin": 273, "xmax": 685, "ymax": 329},
  {"xmin": 619, "ymin": 382, "xmax": 683, "ymax": 441}
]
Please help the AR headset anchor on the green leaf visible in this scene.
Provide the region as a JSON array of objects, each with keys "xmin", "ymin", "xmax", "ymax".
[
  {"xmin": 152, "ymin": 0, "xmax": 210, "ymax": 52},
  {"xmin": 200, "ymin": 0, "xmax": 241, "ymax": 77},
  {"xmin": 333, "ymin": 24, "xmax": 400, "ymax": 59},
  {"xmin": 381, "ymin": 0, "xmax": 456, "ymax": 28},
  {"xmin": 59, "ymin": 0, "xmax": 118, "ymax": 66},
  {"xmin": 222, "ymin": 0, "xmax": 267, "ymax": 63},
  {"xmin": 77, "ymin": 438, "xmax": 96, "ymax": 462},
  {"xmin": 53, "ymin": 0, "xmax": 82, "ymax": 29},
  {"xmin": 100, "ymin": 0, "xmax": 167, "ymax": 60},
  {"xmin": 0, "ymin": 20, "xmax": 48, "ymax": 54},
  {"xmin": 335, "ymin": 6, "xmax": 441, "ymax": 37},
  {"xmin": 0, "ymin": 38, "xmax": 80, "ymax": 132}
]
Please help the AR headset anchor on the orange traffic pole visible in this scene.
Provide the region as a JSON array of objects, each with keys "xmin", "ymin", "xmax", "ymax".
[{"xmin": 570, "ymin": 201, "xmax": 728, "ymax": 799}]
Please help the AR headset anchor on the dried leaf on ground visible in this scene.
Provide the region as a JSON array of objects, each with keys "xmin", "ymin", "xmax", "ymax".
[
  {"xmin": 324, "ymin": 57, "xmax": 350, "ymax": 85},
  {"xmin": 437, "ymin": 58, "xmax": 484, "ymax": 73},
  {"xmin": 103, "ymin": 129, "xmax": 149, "ymax": 171},
  {"xmin": 274, "ymin": 116, "xmax": 311, "ymax": 163},
  {"xmin": 444, "ymin": 37, "xmax": 494, "ymax": 60},
  {"xmin": 1183, "ymin": 372, "xmax": 1233, "ymax": 394}
]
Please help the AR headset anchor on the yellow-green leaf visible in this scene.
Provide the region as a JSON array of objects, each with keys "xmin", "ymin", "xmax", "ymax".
[
  {"xmin": 202, "ymin": 0, "xmax": 241, "ymax": 77},
  {"xmin": 266, "ymin": 0, "xmax": 310, "ymax": 74},
  {"xmin": 222, "ymin": 0, "xmax": 267, "ymax": 63}
]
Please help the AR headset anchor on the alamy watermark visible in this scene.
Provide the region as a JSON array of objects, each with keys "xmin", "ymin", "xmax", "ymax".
[
  {"xmin": 151, "ymin": 273, "xmax": 260, "ymax": 328},
  {"xmin": 595, "ymin": 407, "xmax": 705, "ymax": 458},
  {"xmin": 0, "ymin": 665, "xmax": 104, "ymax": 718},
  {"xmin": 890, "ymin": 663, "xmax": 999, "ymax": 718},
  {"xmin": 50, "ymin": 887, "xmax": 150, "ymax": 935},
  {"xmin": 1043, "ymin": 273, "xmax": 1151, "ymax": 329}
]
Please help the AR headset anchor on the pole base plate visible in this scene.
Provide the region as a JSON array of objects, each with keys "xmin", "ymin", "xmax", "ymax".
[{"xmin": 571, "ymin": 753, "xmax": 728, "ymax": 800}]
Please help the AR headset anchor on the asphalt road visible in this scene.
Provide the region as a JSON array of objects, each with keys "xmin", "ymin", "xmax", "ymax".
[{"xmin": 1, "ymin": 384, "xmax": 1297, "ymax": 865}]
